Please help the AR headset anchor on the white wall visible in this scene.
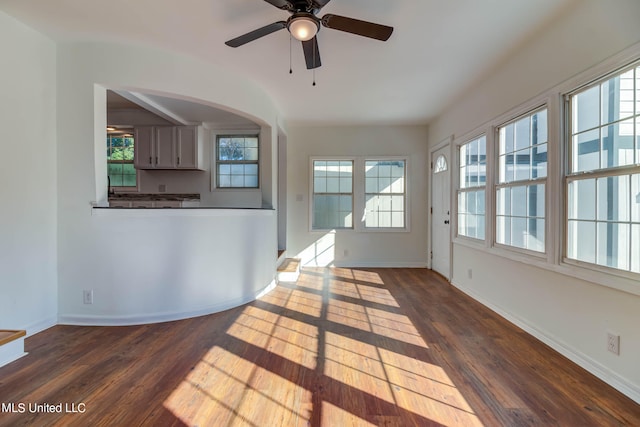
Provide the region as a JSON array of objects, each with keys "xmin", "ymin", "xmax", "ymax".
[
  {"xmin": 56, "ymin": 41, "xmax": 282, "ymax": 322},
  {"xmin": 0, "ymin": 12, "xmax": 58, "ymax": 334},
  {"xmin": 428, "ymin": 0, "xmax": 640, "ymax": 402},
  {"xmin": 287, "ymin": 125, "xmax": 429, "ymax": 267}
]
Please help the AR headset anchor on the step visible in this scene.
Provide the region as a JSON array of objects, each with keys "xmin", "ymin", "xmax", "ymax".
[
  {"xmin": 0, "ymin": 330, "xmax": 27, "ymax": 368},
  {"xmin": 277, "ymin": 258, "xmax": 301, "ymax": 283}
]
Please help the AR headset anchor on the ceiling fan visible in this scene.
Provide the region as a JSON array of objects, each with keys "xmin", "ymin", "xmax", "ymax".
[{"xmin": 225, "ymin": 0, "xmax": 393, "ymax": 69}]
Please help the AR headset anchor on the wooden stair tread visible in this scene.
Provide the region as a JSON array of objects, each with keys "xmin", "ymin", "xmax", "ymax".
[
  {"xmin": 277, "ymin": 258, "xmax": 300, "ymax": 273},
  {"xmin": 0, "ymin": 330, "xmax": 26, "ymax": 347}
]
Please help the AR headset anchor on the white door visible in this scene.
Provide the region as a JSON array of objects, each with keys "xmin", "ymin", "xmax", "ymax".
[{"xmin": 431, "ymin": 145, "xmax": 451, "ymax": 279}]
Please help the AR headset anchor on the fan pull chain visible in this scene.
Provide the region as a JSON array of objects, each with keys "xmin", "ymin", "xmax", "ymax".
[
  {"xmin": 312, "ymin": 40, "xmax": 317, "ymax": 86},
  {"xmin": 289, "ymin": 35, "xmax": 293, "ymax": 74}
]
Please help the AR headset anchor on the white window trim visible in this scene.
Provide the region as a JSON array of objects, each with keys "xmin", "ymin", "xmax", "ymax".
[
  {"xmin": 494, "ymin": 104, "xmax": 549, "ymax": 255},
  {"xmin": 453, "ymin": 128, "xmax": 491, "ymax": 249},
  {"xmin": 451, "ymin": 41, "xmax": 640, "ymax": 297},
  {"xmin": 211, "ymin": 130, "xmax": 262, "ymax": 192},
  {"xmin": 455, "ymin": 134, "xmax": 488, "ymax": 242},
  {"xmin": 308, "ymin": 156, "xmax": 410, "ymax": 233},
  {"xmin": 309, "ymin": 157, "xmax": 355, "ymax": 232}
]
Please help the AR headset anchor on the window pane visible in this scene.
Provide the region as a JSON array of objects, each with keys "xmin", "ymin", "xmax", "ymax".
[
  {"xmin": 567, "ymin": 220, "xmax": 596, "ymax": 263},
  {"xmin": 528, "ymin": 184, "xmax": 545, "ymax": 218},
  {"xmin": 245, "ymin": 164, "xmax": 258, "ymax": 176},
  {"xmin": 108, "ymin": 163, "xmax": 123, "ymax": 175},
  {"xmin": 568, "ymin": 179, "xmax": 596, "ymax": 220},
  {"xmin": 511, "ymin": 186, "xmax": 526, "ymax": 217},
  {"xmin": 231, "ymin": 175, "xmax": 244, "ymax": 187},
  {"xmin": 573, "ymin": 85, "xmax": 600, "ymax": 133},
  {"xmin": 218, "ymin": 175, "xmax": 231, "ymax": 187},
  {"xmin": 501, "ymin": 124, "xmax": 514, "ymax": 154},
  {"xmin": 597, "ymin": 223, "xmax": 629, "ymax": 270},
  {"xmin": 601, "ymin": 119, "xmax": 635, "ymax": 168},
  {"xmin": 122, "ymin": 175, "xmax": 136, "ymax": 186},
  {"xmin": 514, "ymin": 148, "xmax": 531, "ymax": 181},
  {"xmin": 601, "ymin": 69, "xmax": 635, "ymax": 125},
  {"xmin": 532, "ymin": 109, "xmax": 548, "ymax": 145},
  {"xmin": 527, "ymin": 218, "xmax": 545, "ymax": 252},
  {"xmin": 326, "ymin": 177, "xmax": 339, "ymax": 193},
  {"xmin": 496, "ymin": 216, "xmax": 511, "ymax": 245},
  {"xmin": 597, "ymin": 176, "xmax": 629, "ymax": 222},
  {"xmin": 245, "ymin": 148, "xmax": 258, "ymax": 161},
  {"xmin": 511, "ymin": 217, "xmax": 526, "ymax": 249},
  {"xmin": 532, "ymin": 143, "xmax": 547, "ymax": 179},
  {"xmin": 244, "ymin": 175, "xmax": 258, "ymax": 187},
  {"xmin": 573, "ymin": 129, "xmax": 600, "ymax": 173},
  {"xmin": 514, "ymin": 116, "xmax": 531, "ymax": 151}
]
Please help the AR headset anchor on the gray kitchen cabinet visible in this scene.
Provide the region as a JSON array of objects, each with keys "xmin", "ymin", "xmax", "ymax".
[
  {"xmin": 134, "ymin": 126, "xmax": 203, "ymax": 170},
  {"xmin": 176, "ymin": 126, "xmax": 203, "ymax": 170}
]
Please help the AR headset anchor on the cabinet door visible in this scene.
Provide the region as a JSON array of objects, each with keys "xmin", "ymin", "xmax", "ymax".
[
  {"xmin": 154, "ymin": 127, "xmax": 176, "ymax": 168},
  {"xmin": 134, "ymin": 127, "xmax": 154, "ymax": 169},
  {"xmin": 176, "ymin": 126, "xmax": 198, "ymax": 169}
]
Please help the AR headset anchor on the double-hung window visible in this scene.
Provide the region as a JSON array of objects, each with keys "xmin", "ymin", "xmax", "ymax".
[
  {"xmin": 566, "ymin": 63, "xmax": 640, "ymax": 273},
  {"xmin": 458, "ymin": 136, "xmax": 486, "ymax": 239},
  {"xmin": 216, "ymin": 135, "xmax": 259, "ymax": 188},
  {"xmin": 365, "ymin": 160, "xmax": 406, "ymax": 228},
  {"xmin": 496, "ymin": 108, "xmax": 548, "ymax": 252},
  {"xmin": 312, "ymin": 160, "xmax": 353, "ymax": 230}
]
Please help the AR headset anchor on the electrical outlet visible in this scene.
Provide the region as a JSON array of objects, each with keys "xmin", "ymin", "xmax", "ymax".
[
  {"xmin": 343, "ymin": 249, "xmax": 348, "ymax": 257},
  {"xmin": 607, "ymin": 332, "xmax": 620, "ymax": 355},
  {"xmin": 467, "ymin": 269, "xmax": 473, "ymax": 279},
  {"xmin": 159, "ymin": 184, "xmax": 166, "ymax": 192},
  {"xmin": 83, "ymin": 290, "xmax": 93, "ymax": 305}
]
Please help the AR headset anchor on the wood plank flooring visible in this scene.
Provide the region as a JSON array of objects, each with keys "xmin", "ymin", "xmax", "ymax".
[{"xmin": 0, "ymin": 268, "xmax": 638, "ymax": 426}]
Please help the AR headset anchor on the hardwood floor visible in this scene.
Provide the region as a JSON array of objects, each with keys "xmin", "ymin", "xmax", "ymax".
[{"xmin": 1, "ymin": 268, "xmax": 638, "ymax": 426}]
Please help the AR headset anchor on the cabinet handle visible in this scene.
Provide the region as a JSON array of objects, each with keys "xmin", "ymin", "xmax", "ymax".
[
  {"xmin": 155, "ymin": 156, "xmax": 158, "ymax": 164},
  {"xmin": 177, "ymin": 156, "xmax": 180, "ymax": 165},
  {"xmin": 149, "ymin": 156, "xmax": 152, "ymax": 164}
]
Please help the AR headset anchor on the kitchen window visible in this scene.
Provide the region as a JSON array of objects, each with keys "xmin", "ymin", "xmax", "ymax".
[
  {"xmin": 566, "ymin": 62, "xmax": 640, "ymax": 273},
  {"xmin": 107, "ymin": 133, "xmax": 136, "ymax": 188},
  {"xmin": 216, "ymin": 135, "xmax": 259, "ymax": 188}
]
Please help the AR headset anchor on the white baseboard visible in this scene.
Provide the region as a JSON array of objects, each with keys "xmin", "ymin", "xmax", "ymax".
[
  {"xmin": 331, "ymin": 261, "xmax": 428, "ymax": 268},
  {"xmin": 451, "ymin": 280, "xmax": 640, "ymax": 404},
  {"xmin": 58, "ymin": 280, "xmax": 277, "ymax": 327},
  {"xmin": 0, "ymin": 339, "xmax": 27, "ymax": 368},
  {"xmin": 24, "ymin": 316, "xmax": 57, "ymax": 336}
]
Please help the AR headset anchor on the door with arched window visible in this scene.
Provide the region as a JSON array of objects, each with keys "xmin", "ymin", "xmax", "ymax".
[{"xmin": 431, "ymin": 145, "xmax": 451, "ymax": 279}]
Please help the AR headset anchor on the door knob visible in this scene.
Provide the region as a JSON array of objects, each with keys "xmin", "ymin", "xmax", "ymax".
[{"xmin": 444, "ymin": 220, "xmax": 450, "ymax": 224}]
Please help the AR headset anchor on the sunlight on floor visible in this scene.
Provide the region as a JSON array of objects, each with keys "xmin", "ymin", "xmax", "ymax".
[
  {"xmin": 164, "ymin": 346, "xmax": 312, "ymax": 427},
  {"xmin": 164, "ymin": 268, "xmax": 483, "ymax": 426}
]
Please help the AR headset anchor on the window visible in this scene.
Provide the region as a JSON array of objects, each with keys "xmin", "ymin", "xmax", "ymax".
[
  {"xmin": 566, "ymin": 63, "xmax": 640, "ymax": 273},
  {"xmin": 458, "ymin": 136, "xmax": 486, "ymax": 239},
  {"xmin": 312, "ymin": 160, "xmax": 353, "ymax": 230},
  {"xmin": 496, "ymin": 108, "xmax": 547, "ymax": 252},
  {"xmin": 216, "ymin": 135, "xmax": 259, "ymax": 188},
  {"xmin": 107, "ymin": 133, "xmax": 136, "ymax": 188},
  {"xmin": 365, "ymin": 160, "xmax": 406, "ymax": 228}
]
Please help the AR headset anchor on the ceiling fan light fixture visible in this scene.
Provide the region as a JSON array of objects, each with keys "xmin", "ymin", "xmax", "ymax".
[{"xmin": 288, "ymin": 15, "xmax": 318, "ymax": 41}]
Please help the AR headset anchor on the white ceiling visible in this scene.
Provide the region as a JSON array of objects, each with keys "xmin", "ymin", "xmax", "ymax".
[{"xmin": 0, "ymin": 0, "xmax": 574, "ymax": 126}]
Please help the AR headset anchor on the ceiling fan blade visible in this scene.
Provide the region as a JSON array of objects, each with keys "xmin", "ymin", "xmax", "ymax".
[
  {"xmin": 321, "ymin": 14, "xmax": 393, "ymax": 41},
  {"xmin": 302, "ymin": 37, "xmax": 321, "ymax": 69},
  {"xmin": 225, "ymin": 21, "xmax": 287, "ymax": 48},
  {"xmin": 262, "ymin": 0, "xmax": 292, "ymax": 10},
  {"xmin": 311, "ymin": 0, "xmax": 332, "ymax": 8}
]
